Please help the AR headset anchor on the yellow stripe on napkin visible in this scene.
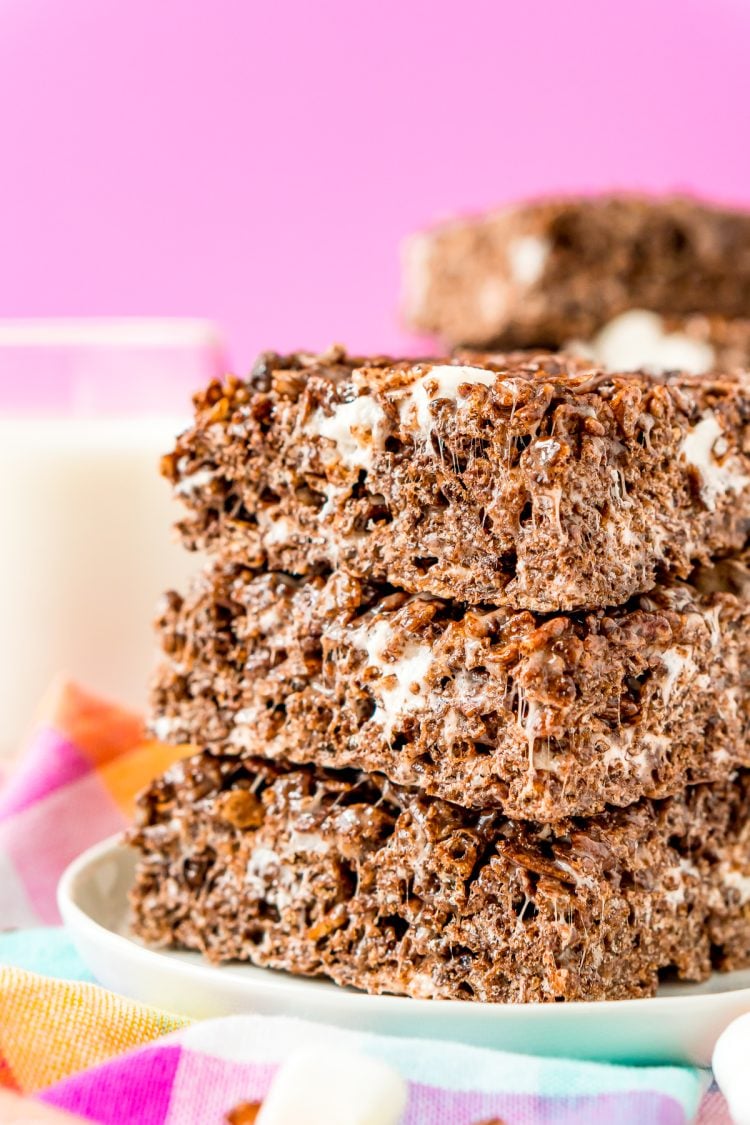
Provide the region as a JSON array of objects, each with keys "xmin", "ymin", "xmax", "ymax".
[{"xmin": 0, "ymin": 966, "xmax": 188, "ymax": 1094}]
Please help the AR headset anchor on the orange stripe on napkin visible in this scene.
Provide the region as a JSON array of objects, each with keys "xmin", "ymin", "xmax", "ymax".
[
  {"xmin": 101, "ymin": 739, "xmax": 198, "ymax": 818},
  {"xmin": 35, "ymin": 680, "xmax": 145, "ymax": 768}
]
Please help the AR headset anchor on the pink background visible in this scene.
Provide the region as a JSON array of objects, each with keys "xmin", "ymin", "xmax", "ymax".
[{"xmin": 0, "ymin": 0, "xmax": 748, "ymax": 370}]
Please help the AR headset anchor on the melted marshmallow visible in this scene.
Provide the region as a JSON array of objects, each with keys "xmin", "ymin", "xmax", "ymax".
[
  {"xmin": 233, "ymin": 706, "xmax": 256, "ymax": 725},
  {"xmin": 246, "ymin": 847, "xmax": 280, "ymax": 885},
  {"xmin": 720, "ymin": 864, "xmax": 750, "ymax": 905},
  {"xmin": 307, "ymin": 395, "xmax": 386, "ymax": 471},
  {"xmin": 664, "ymin": 858, "xmax": 698, "ymax": 908},
  {"xmin": 401, "ymin": 364, "xmax": 497, "ymax": 433},
  {"xmin": 246, "ymin": 847, "xmax": 295, "ymax": 911},
  {"xmin": 569, "ymin": 309, "xmax": 715, "ymax": 375},
  {"xmin": 175, "ymin": 467, "xmax": 217, "ymax": 496},
  {"xmin": 659, "ymin": 646, "xmax": 696, "ymax": 704},
  {"xmin": 151, "ymin": 715, "xmax": 181, "ymax": 741},
  {"xmin": 680, "ymin": 411, "xmax": 750, "ymax": 511},
  {"xmin": 259, "ymin": 514, "xmax": 297, "ymax": 545},
  {"xmin": 360, "ymin": 617, "xmax": 433, "ymax": 735},
  {"xmin": 287, "ymin": 829, "xmax": 330, "ymax": 856}
]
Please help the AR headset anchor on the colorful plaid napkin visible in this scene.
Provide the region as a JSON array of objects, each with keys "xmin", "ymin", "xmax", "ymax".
[{"xmin": 0, "ymin": 680, "xmax": 731, "ymax": 1123}]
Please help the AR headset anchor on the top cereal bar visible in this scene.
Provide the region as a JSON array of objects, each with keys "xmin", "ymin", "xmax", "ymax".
[{"xmin": 164, "ymin": 347, "xmax": 750, "ymax": 612}]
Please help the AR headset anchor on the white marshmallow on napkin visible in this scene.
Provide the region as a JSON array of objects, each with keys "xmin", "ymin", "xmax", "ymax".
[
  {"xmin": 256, "ymin": 1045, "xmax": 407, "ymax": 1125},
  {"xmin": 713, "ymin": 1012, "xmax": 750, "ymax": 1124}
]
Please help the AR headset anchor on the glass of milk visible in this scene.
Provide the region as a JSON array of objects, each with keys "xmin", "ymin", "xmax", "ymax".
[{"xmin": 0, "ymin": 319, "xmax": 226, "ymax": 757}]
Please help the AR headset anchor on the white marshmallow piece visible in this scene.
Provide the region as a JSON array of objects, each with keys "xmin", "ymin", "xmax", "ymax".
[
  {"xmin": 507, "ymin": 235, "xmax": 550, "ymax": 287},
  {"xmin": 569, "ymin": 309, "xmax": 716, "ymax": 375},
  {"xmin": 713, "ymin": 1013, "xmax": 750, "ymax": 1124},
  {"xmin": 403, "ymin": 364, "xmax": 497, "ymax": 434},
  {"xmin": 680, "ymin": 411, "xmax": 750, "ymax": 511},
  {"xmin": 307, "ymin": 396, "xmax": 387, "ymax": 472},
  {"xmin": 256, "ymin": 1046, "xmax": 408, "ymax": 1125},
  {"xmin": 358, "ymin": 616, "xmax": 434, "ymax": 736}
]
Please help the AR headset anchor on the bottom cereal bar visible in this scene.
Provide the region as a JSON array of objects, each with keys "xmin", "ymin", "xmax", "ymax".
[{"xmin": 128, "ymin": 753, "xmax": 750, "ymax": 1003}]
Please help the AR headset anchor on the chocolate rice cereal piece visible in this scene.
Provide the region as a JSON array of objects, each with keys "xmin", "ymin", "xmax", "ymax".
[
  {"xmin": 128, "ymin": 753, "xmax": 750, "ymax": 1003},
  {"xmin": 402, "ymin": 195, "xmax": 750, "ymax": 350},
  {"xmin": 162, "ymin": 349, "xmax": 750, "ymax": 612},
  {"xmin": 150, "ymin": 555, "xmax": 750, "ymax": 821}
]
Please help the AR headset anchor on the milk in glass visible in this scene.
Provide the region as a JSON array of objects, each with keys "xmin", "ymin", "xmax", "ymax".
[{"xmin": 0, "ymin": 319, "xmax": 225, "ymax": 756}]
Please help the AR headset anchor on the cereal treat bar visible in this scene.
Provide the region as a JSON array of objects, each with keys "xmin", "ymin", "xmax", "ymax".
[
  {"xmin": 402, "ymin": 195, "xmax": 750, "ymax": 349},
  {"xmin": 163, "ymin": 349, "xmax": 750, "ymax": 611},
  {"xmin": 128, "ymin": 752, "xmax": 750, "ymax": 1003},
  {"xmin": 151, "ymin": 555, "xmax": 750, "ymax": 821}
]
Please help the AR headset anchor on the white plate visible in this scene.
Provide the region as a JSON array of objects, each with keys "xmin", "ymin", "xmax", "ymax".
[{"xmin": 58, "ymin": 835, "xmax": 750, "ymax": 1066}]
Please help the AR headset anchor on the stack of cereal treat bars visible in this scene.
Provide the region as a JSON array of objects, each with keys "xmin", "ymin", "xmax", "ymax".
[{"xmin": 129, "ymin": 197, "xmax": 750, "ymax": 1003}]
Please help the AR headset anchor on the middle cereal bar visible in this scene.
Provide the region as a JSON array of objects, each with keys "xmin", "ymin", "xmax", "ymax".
[{"xmin": 152, "ymin": 554, "xmax": 750, "ymax": 822}]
